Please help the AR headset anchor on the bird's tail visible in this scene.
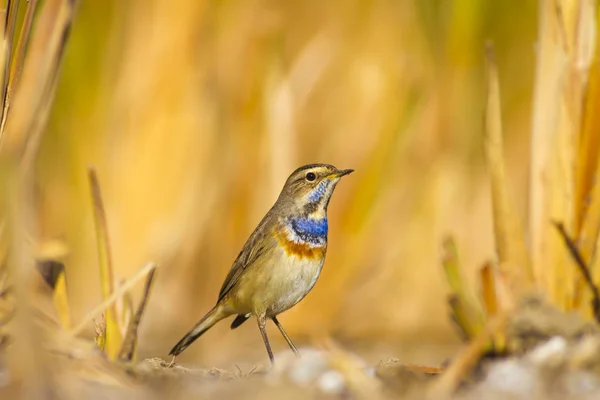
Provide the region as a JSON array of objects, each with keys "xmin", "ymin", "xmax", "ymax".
[{"xmin": 169, "ymin": 304, "xmax": 228, "ymax": 356}]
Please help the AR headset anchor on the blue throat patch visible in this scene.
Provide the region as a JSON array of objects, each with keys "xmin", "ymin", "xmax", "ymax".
[
  {"xmin": 288, "ymin": 217, "xmax": 328, "ymax": 245},
  {"xmin": 307, "ymin": 180, "xmax": 329, "ymax": 202}
]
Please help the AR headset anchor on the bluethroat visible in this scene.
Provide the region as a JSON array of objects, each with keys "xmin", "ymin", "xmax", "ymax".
[{"xmin": 169, "ymin": 164, "xmax": 353, "ymax": 364}]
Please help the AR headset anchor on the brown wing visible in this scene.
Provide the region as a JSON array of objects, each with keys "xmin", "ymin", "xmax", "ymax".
[{"xmin": 217, "ymin": 211, "xmax": 278, "ymax": 302}]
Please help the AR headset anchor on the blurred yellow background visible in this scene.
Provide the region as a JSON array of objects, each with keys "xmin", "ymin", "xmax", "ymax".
[{"xmin": 35, "ymin": 0, "xmax": 537, "ymax": 367}]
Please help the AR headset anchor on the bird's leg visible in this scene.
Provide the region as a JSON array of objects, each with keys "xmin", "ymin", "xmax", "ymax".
[
  {"xmin": 257, "ymin": 313, "xmax": 275, "ymax": 364},
  {"xmin": 167, "ymin": 355, "xmax": 177, "ymax": 368},
  {"xmin": 272, "ymin": 316, "xmax": 300, "ymax": 356}
]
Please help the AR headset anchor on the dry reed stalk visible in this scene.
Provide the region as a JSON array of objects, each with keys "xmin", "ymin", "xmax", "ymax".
[
  {"xmin": 483, "ymin": 43, "xmax": 533, "ymax": 295},
  {"xmin": 528, "ymin": 0, "xmax": 569, "ymax": 299},
  {"xmin": 88, "ymin": 167, "xmax": 122, "ymax": 359},
  {"xmin": 479, "ymin": 262, "xmax": 508, "ymax": 351},
  {"xmin": 0, "ymin": 0, "xmax": 19, "ymax": 125},
  {"xmin": 441, "ymin": 236, "xmax": 483, "ymax": 340},
  {"xmin": 0, "ymin": 0, "xmax": 74, "ymax": 396},
  {"xmin": 6, "ymin": 0, "xmax": 38, "ymax": 96},
  {"xmin": 554, "ymin": 221, "xmax": 600, "ymax": 322},
  {"xmin": 68, "ymin": 261, "xmax": 157, "ymax": 338},
  {"xmin": 118, "ymin": 266, "xmax": 157, "ymax": 362},
  {"xmin": 1, "ymin": 162, "xmax": 55, "ymax": 398},
  {"xmin": 572, "ymin": 3, "xmax": 600, "ymax": 312},
  {"xmin": 479, "ymin": 263, "xmax": 498, "ymax": 317},
  {"xmin": 428, "ymin": 313, "xmax": 508, "ymax": 398},
  {"xmin": 1, "ymin": 0, "xmax": 73, "ymax": 162}
]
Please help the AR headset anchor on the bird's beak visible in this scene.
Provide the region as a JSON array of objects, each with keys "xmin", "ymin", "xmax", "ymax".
[{"xmin": 332, "ymin": 168, "xmax": 354, "ymax": 178}]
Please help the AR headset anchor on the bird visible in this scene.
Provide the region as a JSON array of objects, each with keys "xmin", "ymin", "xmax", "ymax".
[{"xmin": 169, "ymin": 163, "xmax": 353, "ymax": 364}]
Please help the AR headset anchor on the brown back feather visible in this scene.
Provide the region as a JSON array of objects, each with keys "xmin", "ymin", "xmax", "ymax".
[{"xmin": 217, "ymin": 208, "xmax": 278, "ymax": 301}]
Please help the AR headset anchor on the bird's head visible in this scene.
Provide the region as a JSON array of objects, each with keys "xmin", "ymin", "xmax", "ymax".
[{"xmin": 277, "ymin": 164, "xmax": 353, "ymax": 218}]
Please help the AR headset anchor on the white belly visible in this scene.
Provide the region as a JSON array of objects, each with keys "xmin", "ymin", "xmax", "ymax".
[
  {"xmin": 228, "ymin": 240, "xmax": 327, "ymax": 316},
  {"xmin": 266, "ymin": 252, "xmax": 325, "ymax": 316}
]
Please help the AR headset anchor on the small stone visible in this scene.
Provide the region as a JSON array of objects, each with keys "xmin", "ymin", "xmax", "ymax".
[
  {"xmin": 318, "ymin": 370, "xmax": 345, "ymax": 395},
  {"xmin": 527, "ymin": 336, "xmax": 567, "ymax": 368},
  {"xmin": 282, "ymin": 349, "xmax": 328, "ymax": 386},
  {"xmin": 484, "ymin": 359, "xmax": 537, "ymax": 396}
]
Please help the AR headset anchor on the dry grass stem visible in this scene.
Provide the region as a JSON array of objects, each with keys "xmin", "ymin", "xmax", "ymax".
[
  {"xmin": 528, "ymin": 0, "xmax": 569, "ymax": 295},
  {"xmin": 6, "ymin": 0, "xmax": 40, "ymax": 110},
  {"xmin": 88, "ymin": 167, "xmax": 122, "ymax": 359},
  {"xmin": 428, "ymin": 313, "xmax": 507, "ymax": 398},
  {"xmin": 118, "ymin": 266, "xmax": 157, "ymax": 362},
  {"xmin": 1, "ymin": 0, "xmax": 74, "ymax": 162},
  {"xmin": 553, "ymin": 221, "xmax": 600, "ymax": 323},
  {"xmin": 441, "ymin": 236, "xmax": 483, "ymax": 340},
  {"xmin": 483, "ymin": 42, "xmax": 533, "ymax": 294},
  {"xmin": 69, "ymin": 261, "xmax": 157, "ymax": 338}
]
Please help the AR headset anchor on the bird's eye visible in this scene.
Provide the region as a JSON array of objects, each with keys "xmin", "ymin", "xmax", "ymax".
[{"xmin": 306, "ymin": 172, "xmax": 316, "ymax": 182}]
